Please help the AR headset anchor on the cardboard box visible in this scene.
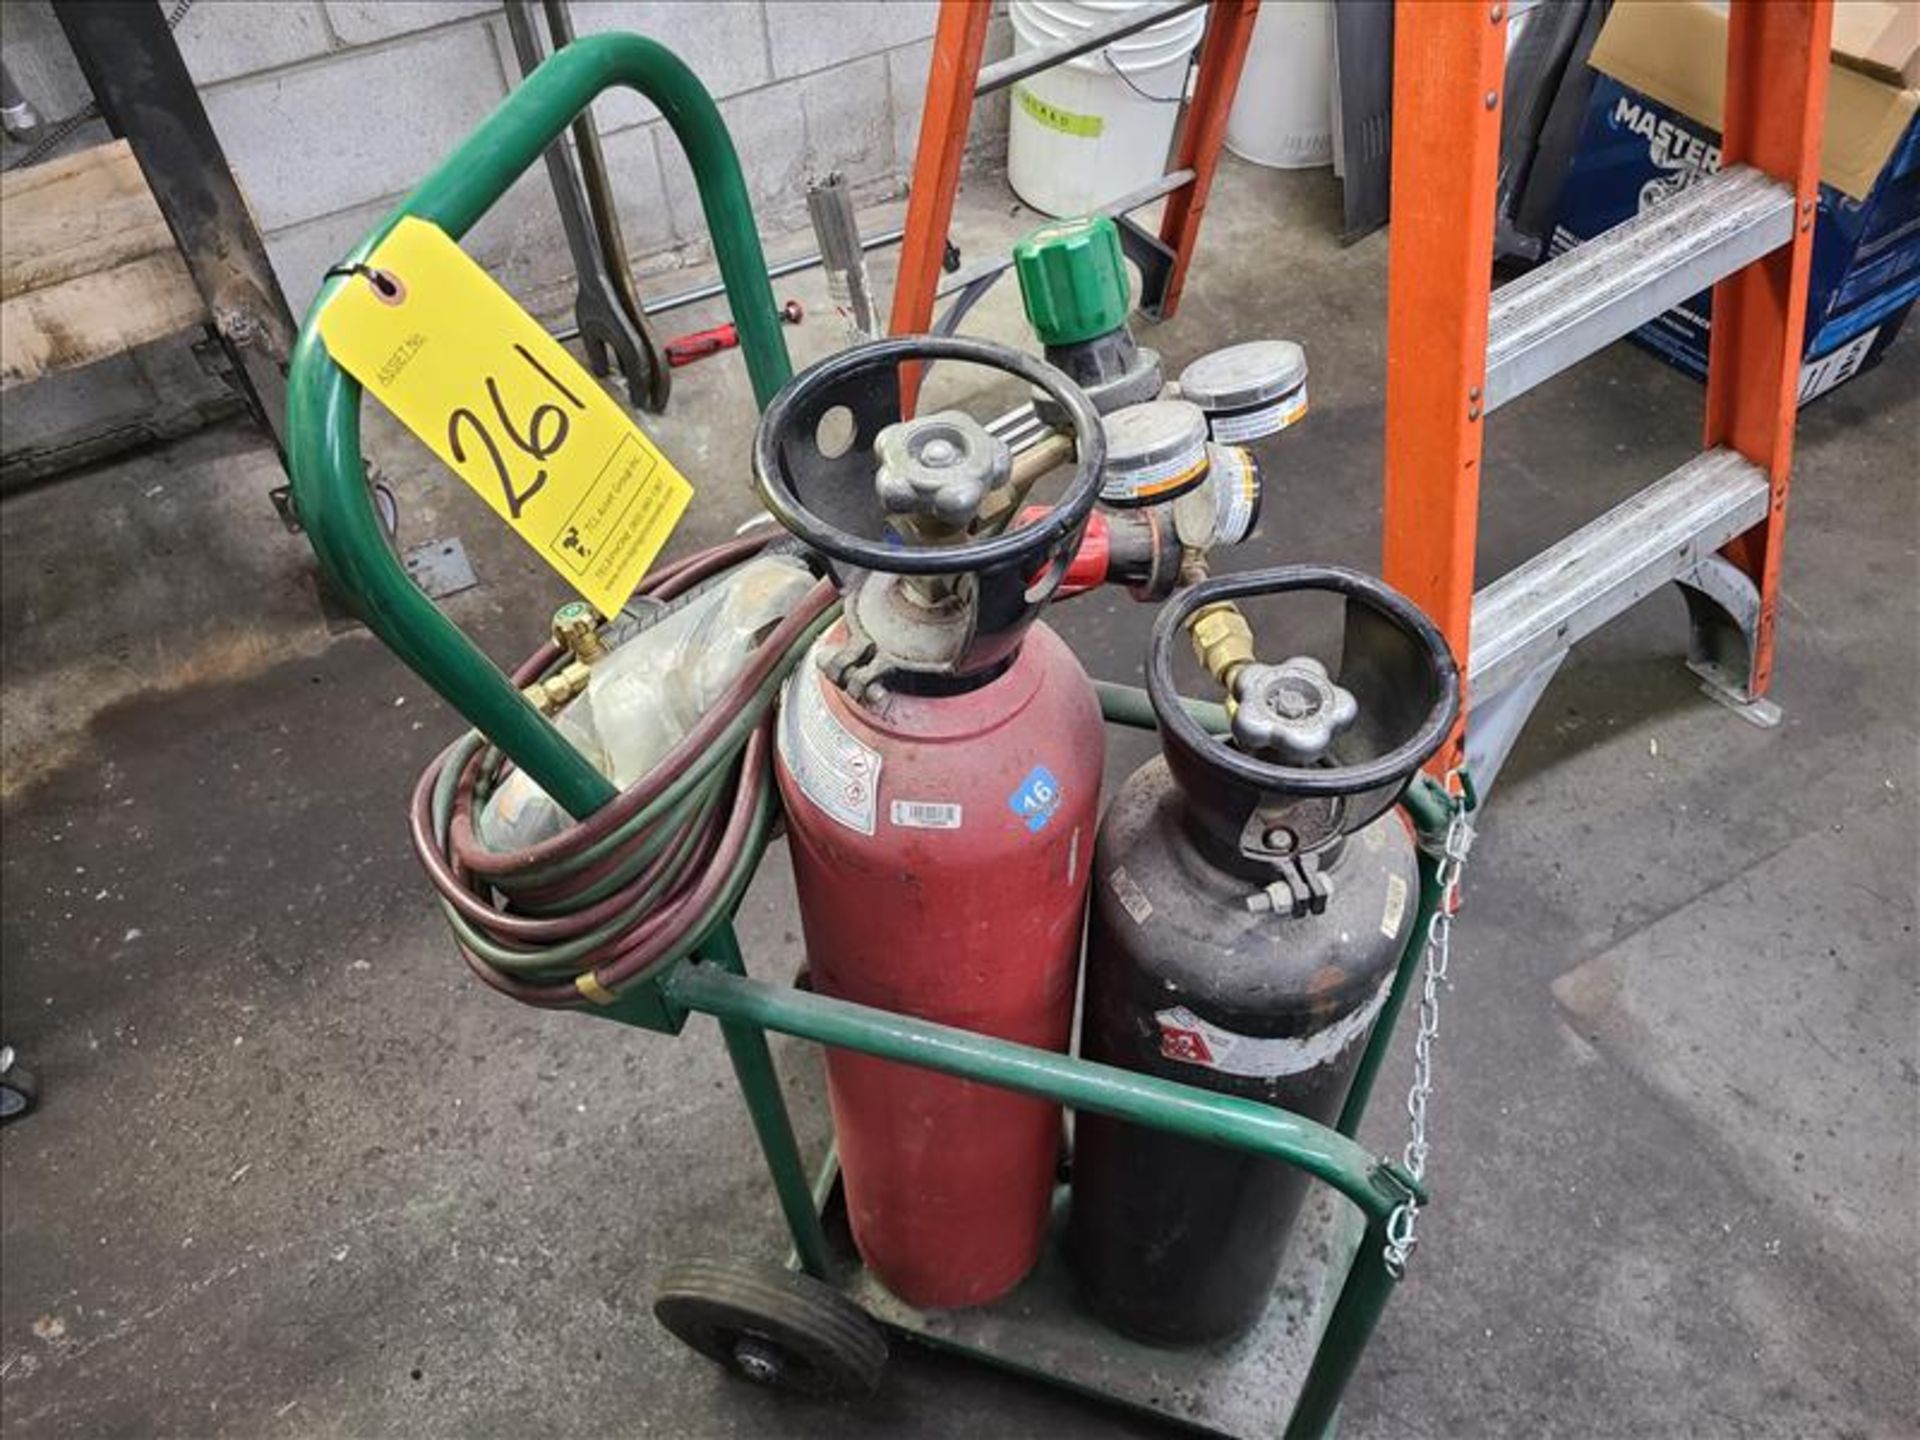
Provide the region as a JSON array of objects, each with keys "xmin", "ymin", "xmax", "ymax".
[
  {"xmin": 1555, "ymin": 1, "xmax": 1920, "ymax": 403},
  {"xmin": 1832, "ymin": 1, "xmax": 1920, "ymax": 90},
  {"xmin": 1589, "ymin": 0, "xmax": 1919, "ymax": 201}
]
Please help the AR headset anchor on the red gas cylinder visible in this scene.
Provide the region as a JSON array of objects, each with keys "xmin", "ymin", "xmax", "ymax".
[
  {"xmin": 752, "ymin": 332, "xmax": 1111, "ymax": 1309},
  {"xmin": 776, "ymin": 620, "xmax": 1103, "ymax": 1306}
]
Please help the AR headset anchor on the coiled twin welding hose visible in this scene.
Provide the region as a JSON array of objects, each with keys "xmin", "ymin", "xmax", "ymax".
[
  {"xmin": 406, "ymin": 534, "xmax": 1226, "ymax": 1011},
  {"xmin": 408, "ymin": 532, "xmax": 840, "ymax": 1009}
]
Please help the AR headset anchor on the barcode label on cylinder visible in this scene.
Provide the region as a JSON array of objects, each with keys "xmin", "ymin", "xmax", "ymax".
[
  {"xmin": 1109, "ymin": 866, "xmax": 1154, "ymax": 925},
  {"xmin": 890, "ymin": 799, "xmax": 962, "ymax": 830}
]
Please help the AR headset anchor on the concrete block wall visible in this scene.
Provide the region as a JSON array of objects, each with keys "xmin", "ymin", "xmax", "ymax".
[{"xmin": 0, "ymin": 0, "xmax": 1021, "ymax": 322}]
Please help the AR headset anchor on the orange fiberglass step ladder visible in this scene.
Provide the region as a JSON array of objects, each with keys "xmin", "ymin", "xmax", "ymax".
[
  {"xmin": 888, "ymin": 0, "xmax": 1258, "ymax": 392},
  {"xmin": 1383, "ymin": 0, "xmax": 1833, "ymax": 787}
]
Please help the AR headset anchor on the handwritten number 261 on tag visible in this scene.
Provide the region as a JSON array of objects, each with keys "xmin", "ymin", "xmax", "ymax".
[{"xmin": 446, "ymin": 344, "xmax": 586, "ymax": 520}]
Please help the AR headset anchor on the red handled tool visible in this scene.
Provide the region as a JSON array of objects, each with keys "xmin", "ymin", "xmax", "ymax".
[{"xmin": 666, "ymin": 299, "xmax": 804, "ymax": 367}]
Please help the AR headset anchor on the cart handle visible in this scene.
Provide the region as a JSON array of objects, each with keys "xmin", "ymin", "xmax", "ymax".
[
  {"xmin": 286, "ymin": 33, "xmax": 792, "ymax": 819},
  {"xmin": 664, "ymin": 959, "xmax": 1423, "ymax": 1224}
]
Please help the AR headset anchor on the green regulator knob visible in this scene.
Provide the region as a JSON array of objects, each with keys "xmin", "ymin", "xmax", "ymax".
[{"xmin": 1013, "ymin": 213, "xmax": 1130, "ymax": 347}]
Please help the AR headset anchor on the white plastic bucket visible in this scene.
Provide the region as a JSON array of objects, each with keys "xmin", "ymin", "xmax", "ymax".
[
  {"xmin": 1224, "ymin": 0, "xmax": 1334, "ymax": 169},
  {"xmin": 1006, "ymin": 0, "xmax": 1207, "ymax": 218}
]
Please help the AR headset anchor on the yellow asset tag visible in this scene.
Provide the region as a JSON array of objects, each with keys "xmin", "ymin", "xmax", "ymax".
[{"xmin": 317, "ymin": 217, "xmax": 690, "ymax": 618}]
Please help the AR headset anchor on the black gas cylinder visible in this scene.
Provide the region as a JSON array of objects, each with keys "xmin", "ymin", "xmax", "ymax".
[{"xmin": 1066, "ymin": 567, "xmax": 1458, "ymax": 1347}]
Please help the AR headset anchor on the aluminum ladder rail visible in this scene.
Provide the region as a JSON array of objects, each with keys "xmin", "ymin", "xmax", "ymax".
[
  {"xmin": 888, "ymin": 0, "xmax": 1260, "ymax": 409},
  {"xmin": 1381, "ymin": 0, "xmax": 1832, "ymax": 790}
]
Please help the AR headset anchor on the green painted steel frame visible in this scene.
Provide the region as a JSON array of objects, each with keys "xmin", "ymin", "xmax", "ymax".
[
  {"xmin": 662, "ymin": 839, "xmax": 1446, "ymax": 1440},
  {"xmin": 665, "ymin": 959, "xmax": 1423, "ymax": 1225},
  {"xmin": 663, "ymin": 842, "xmax": 1442, "ymax": 1440},
  {"xmin": 282, "ymin": 38, "xmax": 1452, "ymax": 1435},
  {"xmin": 286, "ymin": 32, "xmax": 792, "ymax": 817}
]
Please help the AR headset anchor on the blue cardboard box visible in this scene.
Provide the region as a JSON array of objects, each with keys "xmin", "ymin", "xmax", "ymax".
[{"xmin": 1553, "ymin": 66, "xmax": 1920, "ymax": 404}]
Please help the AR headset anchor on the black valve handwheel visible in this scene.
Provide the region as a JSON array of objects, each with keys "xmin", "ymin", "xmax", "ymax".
[
  {"xmin": 1149, "ymin": 566, "xmax": 1460, "ymax": 828},
  {"xmin": 751, "ymin": 333, "xmax": 1107, "ymax": 582}
]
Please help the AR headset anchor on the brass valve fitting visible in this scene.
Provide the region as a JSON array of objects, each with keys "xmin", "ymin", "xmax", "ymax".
[
  {"xmin": 523, "ymin": 602, "xmax": 605, "ymax": 714},
  {"xmin": 1187, "ymin": 599, "xmax": 1256, "ymax": 694},
  {"xmin": 551, "ymin": 601, "xmax": 607, "ymax": 663}
]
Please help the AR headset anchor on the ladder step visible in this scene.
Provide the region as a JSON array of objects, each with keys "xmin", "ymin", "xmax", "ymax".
[
  {"xmin": 1469, "ymin": 447, "xmax": 1771, "ymax": 698},
  {"xmin": 1484, "ymin": 166, "xmax": 1795, "ymax": 411}
]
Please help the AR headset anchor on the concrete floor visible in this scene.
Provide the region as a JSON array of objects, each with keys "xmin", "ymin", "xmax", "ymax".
[{"xmin": 2, "ymin": 160, "xmax": 1915, "ymax": 1438}]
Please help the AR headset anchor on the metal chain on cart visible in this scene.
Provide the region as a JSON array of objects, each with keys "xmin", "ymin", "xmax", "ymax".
[{"xmin": 1384, "ymin": 769, "xmax": 1475, "ymax": 1278}]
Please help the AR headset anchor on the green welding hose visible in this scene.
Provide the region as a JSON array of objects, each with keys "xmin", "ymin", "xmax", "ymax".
[
  {"xmin": 1094, "ymin": 678, "xmax": 1230, "ymax": 735},
  {"xmin": 408, "ymin": 543, "xmax": 840, "ymax": 1010}
]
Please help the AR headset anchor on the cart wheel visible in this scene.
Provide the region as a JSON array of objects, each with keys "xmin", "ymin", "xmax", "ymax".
[
  {"xmin": 654, "ymin": 1258, "xmax": 885, "ymax": 1397},
  {"xmin": 0, "ymin": 1067, "xmax": 37, "ymax": 1123}
]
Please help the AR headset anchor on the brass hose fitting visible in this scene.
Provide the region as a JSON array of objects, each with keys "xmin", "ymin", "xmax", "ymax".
[
  {"xmin": 523, "ymin": 663, "xmax": 591, "ymax": 714},
  {"xmin": 1187, "ymin": 599, "xmax": 1256, "ymax": 694}
]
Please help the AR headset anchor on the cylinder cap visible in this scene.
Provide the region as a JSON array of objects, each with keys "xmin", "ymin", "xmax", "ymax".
[{"xmin": 1014, "ymin": 214, "xmax": 1131, "ymax": 347}]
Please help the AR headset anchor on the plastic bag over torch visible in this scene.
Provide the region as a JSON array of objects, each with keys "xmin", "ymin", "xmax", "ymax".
[{"xmin": 478, "ymin": 553, "xmax": 817, "ymax": 851}]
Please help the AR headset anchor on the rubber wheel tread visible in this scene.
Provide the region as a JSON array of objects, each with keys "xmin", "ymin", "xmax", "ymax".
[
  {"xmin": 0, "ymin": 1066, "xmax": 37, "ymax": 1122},
  {"xmin": 654, "ymin": 1257, "xmax": 886, "ymax": 1397}
]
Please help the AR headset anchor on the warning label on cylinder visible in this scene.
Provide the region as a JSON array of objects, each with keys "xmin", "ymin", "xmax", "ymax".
[
  {"xmin": 778, "ymin": 669, "xmax": 881, "ymax": 836},
  {"xmin": 1154, "ymin": 979, "xmax": 1393, "ymax": 1079}
]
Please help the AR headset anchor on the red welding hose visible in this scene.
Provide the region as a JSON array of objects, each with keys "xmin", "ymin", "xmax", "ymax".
[
  {"xmin": 446, "ymin": 725, "xmax": 770, "ymax": 1007},
  {"xmin": 646, "ymin": 530, "xmax": 771, "ymax": 597},
  {"xmin": 408, "ymin": 744, "xmax": 701, "ymax": 942},
  {"xmin": 409, "ymin": 536, "xmax": 831, "ymax": 1009}
]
